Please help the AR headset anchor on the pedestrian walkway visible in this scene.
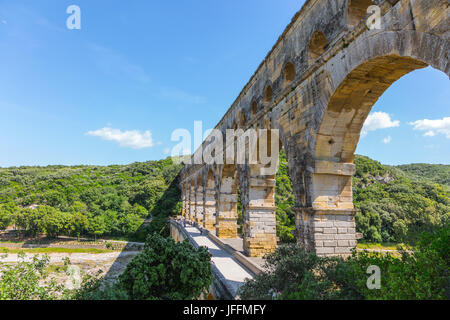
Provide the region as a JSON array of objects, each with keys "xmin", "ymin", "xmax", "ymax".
[{"xmin": 183, "ymin": 225, "xmax": 254, "ymax": 296}]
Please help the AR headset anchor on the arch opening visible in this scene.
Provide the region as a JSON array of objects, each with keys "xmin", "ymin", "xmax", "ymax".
[
  {"xmin": 315, "ymin": 55, "xmax": 430, "ymax": 164},
  {"xmin": 309, "ymin": 50, "xmax": 449, "ymax": 256},
  {"xmin": 308, "ymin": 31, "xmax": 327, "ymax": 65},
  {"xmin": 283, "ymin": 62, "xmax": 296, "ymax": 85},
  {"xmin": 264, "ymin": 85, "xmax": 273, "ymax": 103},
  {"xmin": 251, "ymin": 100, "xmax": 258, "ymax": 115}
]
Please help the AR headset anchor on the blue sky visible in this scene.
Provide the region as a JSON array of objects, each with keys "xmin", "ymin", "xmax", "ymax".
[{"xmin": 0, "ymin": 0, "xmax": 448, "ymax": 167}]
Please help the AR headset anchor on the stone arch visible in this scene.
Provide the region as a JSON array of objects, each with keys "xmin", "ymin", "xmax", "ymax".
[
  {"xmin": 308, "ymin": 31, "xmax": 327, "ymax": 65},
  {"xmin": 314, "ymin": 31, "xmax": 449, "ymax": 166},
  {"xmin": 302, "ymin": 30, "xmax": 449, "ymax": 255},
  {"xmin": 283, "ymin": 61, "xmax": 296, "ymax": 85},
  {"xmin": 346, "ymin": 0, "xmax": 375, "ymax": 29},
  {"xmin": 264, "ymin": 84, "xmax": 273, "ymax": 103}
]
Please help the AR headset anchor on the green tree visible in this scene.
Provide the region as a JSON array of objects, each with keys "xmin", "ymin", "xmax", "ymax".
[
  {"xmin": 0, "ymin": 202, "xmax": 17, "ymax": 230},
  {"xmin": 120, "ymin": 213, "xmax": 142, "ymax": 235},
  {"xmin": 88, "ymin": 215, "xmax": 107, "ymax": 241},
  {"xmin": 70, "ymin": 212, "xmax": 89, "ymax": 241},
  {"xmin": 39, "ymin": 206, "xmax": 72, "ymax": 238}
]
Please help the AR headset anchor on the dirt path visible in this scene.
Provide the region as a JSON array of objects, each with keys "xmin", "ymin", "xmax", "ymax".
[{"xmin": 0, "ymin": 251, "xmax": 141, "ymax": 288}]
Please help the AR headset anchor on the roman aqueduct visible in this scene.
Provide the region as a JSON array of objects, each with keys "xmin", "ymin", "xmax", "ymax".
[{"xmin": 179, "ymin": 0, "xmax": 449, "ymax": 257}]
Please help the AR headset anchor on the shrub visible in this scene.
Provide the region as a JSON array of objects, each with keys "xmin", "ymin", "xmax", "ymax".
[
  {"xmin": 118, "ymin": 233, "xmax": 212, "ymax": 300},
  {"xmin": 238, "ymin": 226, "xmax": 449, "ymax": 300}
]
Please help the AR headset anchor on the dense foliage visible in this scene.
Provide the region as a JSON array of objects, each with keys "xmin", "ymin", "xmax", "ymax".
[
  {"xmin": 0, "ymin": 152, "xmax": 448, "ymax": 246},
  {"xmin": 238, "ymin": 226, "xmax": 449, "ymax": 300},
  {"xmin": 353, "ymin": 156, "xmax": 449, "ymax": 244},
  {"xmin": 0, "ymin": 158, "xmax": 182, "ymax": 241},
  {"xmin": 275, "ymin": 151, "xmax": 295, "ymax": 243},
  {"xmin": 396, "ymin": 163, "xmax": 450, "ymax": 186},
  {"xmin": 73, "ymin": 234, "xmax": 213, "ymax": 300}
]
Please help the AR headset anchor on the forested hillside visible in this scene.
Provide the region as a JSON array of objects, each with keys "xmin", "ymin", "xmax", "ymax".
[
  {"xmin": 0, "ymin": 158, "xmax": 182, "ymax": 241},
  {"xmin": 275, "ymin": 152, "xmax": 449, "ymax": 244},
  {"xmin": 395, "ymin": 163, "xmax": 450, "ymax": 186},
  {"xmin": 1, "ymin": 153, "xmax": 448, "ymax": 245}
]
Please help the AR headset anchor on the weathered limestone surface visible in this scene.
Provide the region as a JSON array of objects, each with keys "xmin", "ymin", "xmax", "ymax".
[
  {"xmin": 180, "ymin": 0, "xmax": 449, "ymax": 257},
  {"xmin": 195, "ymin": 184, "xmax": 204, "ymax": 225},
  {"xmin": 203, "ymin": 175, "xmax": 217, "ymax": 230},
  {"xmin": 239, "ymin": 164, "xmax": 278, "ymax": 257},
  {"xmin": 206, "ymin": 165, "xmax": 238, "ymax": 239}
]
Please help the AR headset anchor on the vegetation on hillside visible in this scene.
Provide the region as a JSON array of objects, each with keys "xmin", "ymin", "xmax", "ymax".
[
  {"xmin": 396, "ymin": 163, "xmax": 450, "ymax": 186},
  {"xmin": 0, "ymin": 158, "xmax": 182, "ymax": 241},
  {"xmin": 353, "ymin": 155, "xmax": 449, "ymax": 244},
  {"xmin": 1, "ymin": 153, "xmax": 448, "ymax": 245},
  {"xmin": 274, "ymin": 151, "xmax": 449, "ymax": 245}
]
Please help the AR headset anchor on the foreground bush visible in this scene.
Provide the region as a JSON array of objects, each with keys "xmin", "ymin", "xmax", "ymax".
[
  {"xmin": 119, "ymin": 234, "xmax": 212, "ymax": 300},
  {"xmin": 75, "ymin": 233, "xmax": 213, "ymax": 300},
  {"xmin": 238, "ymin": 227, "xmax": 449, "ymax": 300}
]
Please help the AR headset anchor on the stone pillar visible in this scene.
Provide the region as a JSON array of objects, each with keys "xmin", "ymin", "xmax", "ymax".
[
  {"xmin": 215, "ymin": 167, "xmax": 238, "ymax": 239},
  {"xmin": 241, "ymin": 165, "xmax": 277, "ymax": 257},
  {"xmin": 181, "ymin": 184, "xmax": 186, "ymax": 218},
  {"xmin": 283, "ymin": 159, "xmax": 356, "ymax": 256},
  {"xmin": 307, "ymin": 160, "xmax": 357, "ymax": 256},
  {"xmin": 189, "ymin": 183, "xmax": 195, "ymax": 222},
  {"xmin": 310, "ymin": 209, "xmax": 357, "ymax": 256},
  {"xmin": 203, "ymin": 178, "xmax": 216, "ymax": 230},
  {"xmin": 195, "ymin": 184, "xmax": 204, "ymax": 226}
]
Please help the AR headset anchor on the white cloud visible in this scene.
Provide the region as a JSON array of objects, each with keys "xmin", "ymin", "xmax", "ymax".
[
  {"xmin": 86, "ymin": 127, "xmax": 154, "ymax": 149},
  {"xmin": 383, "ymin": 136, "xmax": 392, "ymax": 144},
  {"xmin": 409, "ymin": 117, "xmax": 450, "ymax": 139},
  {"xmin": 362, "ymin": 112, "xmax": 400, "ymax": 136}
]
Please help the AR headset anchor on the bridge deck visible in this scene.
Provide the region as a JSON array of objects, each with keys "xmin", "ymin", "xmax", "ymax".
[{"xmin": 183, "ymin": 225, "xmax": 254, "ymax": 297}]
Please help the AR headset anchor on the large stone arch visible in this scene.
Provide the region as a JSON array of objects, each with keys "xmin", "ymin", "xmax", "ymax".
[
  {"xmin": 298, "ymin": 30, "xmax": 449, "ymax": 255},
  {"xmin": 312, "ymin": 30, "xmax": 449, "ymax": 208}
]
